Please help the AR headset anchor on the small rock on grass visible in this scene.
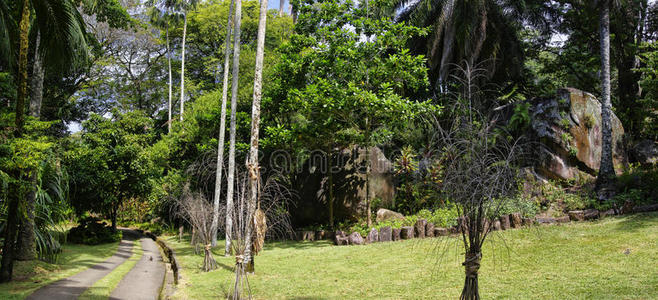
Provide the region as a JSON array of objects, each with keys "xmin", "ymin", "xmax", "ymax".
[
  {"xmin": 584, "ymin": 209, "xmax": 600, "ymax": 220},
  {"xmin": 510, "ymin": 213, "xmax": 522, "ymax": 228},
  {"xmin": 392, "ymin": 228, "xmax": 401, "ymax": 241},
  {"xmin": 434, "ymin": 227, "xmax": 449, "ymax": 236},
  {"xmin": 400, "ymin": 226, "xmax": 414, "ymax": 239},
  {"xmin": 366, "ymin": 228, "xmax": 379, "ymax": 243},
  {"xmin": 348, "ymin": 232, "xmax": 364, "ymax": 245},
  {"xmin": 426, "ymin": 223, "xmax": 435, "ymax": 237},
  {"xmin": 499, "ymin": 215, "xmax": 511, "ymax": 230},
  {"xmin": 414, "ymin": 219, "xmax": 427, "ymax": 238},
  {"xmin": 379, "ymin": 226, "xmax": 392, "ymax": 242},
  {"xmin": 568, "ymin": 210, "xmax": 585, "ymax": 221},
  {"xmin": 555, "ymin": 215, "xmax": 570, "ymax": 223}
]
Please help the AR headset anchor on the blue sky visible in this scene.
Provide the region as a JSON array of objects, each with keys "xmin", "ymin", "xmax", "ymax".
[{"xmin": 267, "ymin": 0, "xmax": 288, "ymax": 11}]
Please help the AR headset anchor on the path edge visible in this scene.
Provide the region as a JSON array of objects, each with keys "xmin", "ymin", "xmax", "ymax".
[{"xmin": 135, "ymin": 229, "xmax": 179, "ymax": 299}]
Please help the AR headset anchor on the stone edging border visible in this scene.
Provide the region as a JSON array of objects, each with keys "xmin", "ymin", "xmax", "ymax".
[{"xmin": 291, "ymin": 203, "xmax": 658, "ymax": 246}]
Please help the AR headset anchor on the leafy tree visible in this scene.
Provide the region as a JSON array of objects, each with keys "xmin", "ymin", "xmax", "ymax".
[
  {"xmin": 270, "ymin": 0, "xmax": 436, "ymax": 226},
  {"xmin": 0, "ymin": 0, "xmax": 88, "ymax": 282},
  {"xmin": 66, "ymin": 110, "xmax": 156, "ymax": 230}
]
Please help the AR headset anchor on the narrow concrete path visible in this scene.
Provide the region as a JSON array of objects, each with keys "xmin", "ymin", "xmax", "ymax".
[
  {"xmin": 109, "ymin": 236, "xmax": 165, "ymax": 300},
  {"xmin": 27, "ymin": 229, "xmax": 138, "ymax": 300}
]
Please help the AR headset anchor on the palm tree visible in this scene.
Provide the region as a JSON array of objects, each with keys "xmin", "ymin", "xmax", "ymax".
[
  {"xmin": 147, "ymin": 1, "xmax": 181, "ymax": 133},
  {"xmin": 211, "ymin": 0, "xmax": 235, "ymax": 247},
  {"xmin": 243, "ymin": 0, "xmax": 269, "ymax": 272},
  {"xmin": 225, "ymin": 0, "xmax": 243, "ymax": 256},
  {"xmin": 393, "ymin": 0, "xmax": 554, "ymax": 91},
  {"xmin": 0, "ymin": 0, "xmax": 88, "ymax": 282},
  {"xmin": 178, "ymin": 0, "xmax": 198, "ymax": 122},
  {"xmin": 596, "ymin": 0, "xmax": 616, "ymax": 198}
]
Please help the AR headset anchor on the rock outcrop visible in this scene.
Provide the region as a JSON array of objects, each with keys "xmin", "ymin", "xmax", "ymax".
[
  {"xmin": 530, "ymin": 88, "xmax": 627, "ymax": 180},
  {"xmin": 376, "ymin": 208, "xmax": 404, "ymax": 223},
  {"xmin": 292, "ymin": 146, "xmax": 395, "ymax": 226}
]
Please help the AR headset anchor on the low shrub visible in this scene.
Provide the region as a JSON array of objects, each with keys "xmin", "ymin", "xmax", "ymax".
[
  {"xmin": 68, "ymin": 217, "xmax": 122, "ymax": 245},
  {"xmin": 614, "ymin": 166, "xmax": 658, "ymax": 207}
]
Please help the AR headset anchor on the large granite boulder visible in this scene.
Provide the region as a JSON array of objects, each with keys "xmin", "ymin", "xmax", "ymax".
[
  {"xmin": 376, "ymin": 208, "xmax": 405, "ymax": 223},
  {"xmin": 291, "ymin": 147, "xmax": 395, "ymax": 227},
  {"xmin": 530, "ymin": 88, "xmax": 627, "ymax": 180}
]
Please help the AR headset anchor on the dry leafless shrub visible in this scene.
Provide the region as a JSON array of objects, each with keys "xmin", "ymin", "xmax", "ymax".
[
  {"xmin": 429, "ymin": 60, "xmax": 530, "ymax": 300},
  {"xmin": 172, "ymin": 184, "xmax": 223, "ymax": 272}
]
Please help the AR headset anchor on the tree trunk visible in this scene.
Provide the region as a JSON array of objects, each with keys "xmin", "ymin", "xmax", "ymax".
[
  {"xmin": 364, "ymin": 118, "xmax": 372, "ymax": 228},
  {"xmin": 17, "ymin": 32, "xmax": 45, "ymax": 262},
  {"xmin": 211, "ymin": 0, "xmax": 235, "ymax": 248},
  {"xmin": 279, "ymin": 0, "xmax": 284, "ymax": 17},
  {"xmin": 167, "ymin": 24, "xmax": 173, "ymax": 133},
  {"xmin": 596, "ymin": 0, "xmax": 616, "ymax": 198},
  {"xmin": 29, "ymin": 33, "xmax": 44, "ymax": 118},
  {"xmin": 1, "ymin": 0, "xmax": 31, "ymax": 282},
  {"xmin": 460, "ymin": 250, "xmax": 482, "ymax": 300},
  {"xmin": 244, "ymin": 0, "xmax": 269, "ymax": 273},
  {"xmin": 225, "ymin": 0, "xmax": 243, "ymax": 257},
  {"xmin": 328, "ymin": 150, "xmax": 334, "ymax": 229},
  {"xmin": 179, "ymin": 12, "xmax": 188, "ymax": 121}
]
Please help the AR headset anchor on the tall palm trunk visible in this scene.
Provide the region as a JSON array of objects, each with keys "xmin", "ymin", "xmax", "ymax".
[
  {"xmin": 225, "ymin": 0, "xmax": 243, "ymax": 256},
  {"xmin": 17, "ymin": 32, "xmax": 45, "ymax": 261},
  {"xmin": 244, "ymin": 0, "xmax": 269, "ymax": 272},
  {"xmin": 597, "ymin": 0, "xmax": 616, "ymax": 198},
  {"xmin": 211, "ymin": 0, "xmax": 235, "ymax": 248},
  {"xmin": 279, "ymin": 0, "xmax": 284, "ymax": 16},
  {"xmin": 1, "ymin": 0, "xmax": 30, "ymax": 282},
  {"xmin": 180, "ymin": 12, "xmax": 188, "ymax": 121},
  {"xmin": 167, "ymin": 24, "xmax": 173, "ymax": 133}
]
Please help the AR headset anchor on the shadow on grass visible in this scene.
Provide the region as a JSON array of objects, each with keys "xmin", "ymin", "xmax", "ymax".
[
  {"xmin": 263, "ymin": 240, "xmax": 334, "ymax": 251},
  {"xmin": 613, "ymin": 212, "xmax": 658, "ymax": 232}
]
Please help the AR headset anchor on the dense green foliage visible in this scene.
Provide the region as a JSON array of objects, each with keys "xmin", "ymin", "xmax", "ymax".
[
  {"xmin": 0, "ymin": 0, "xmax": 657, "ymax": 287},
  {"xmin": 67, "ymin": 217, "xmax": 122, "ymax": 245}
]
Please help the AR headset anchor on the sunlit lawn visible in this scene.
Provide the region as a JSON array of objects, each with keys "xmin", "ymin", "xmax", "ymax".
[
  {"xmin": 167, "ymin": 212, "xmax": 658, "ymax": 299},
  {"xmin": 0, "ymin": 241, "xmax": 119, "ymax": 299}
]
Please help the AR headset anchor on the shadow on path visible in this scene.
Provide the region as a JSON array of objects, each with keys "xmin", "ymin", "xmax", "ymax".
[{"xmin": 26, "ymin": 228, "xmax": 138, "ymax": 300}]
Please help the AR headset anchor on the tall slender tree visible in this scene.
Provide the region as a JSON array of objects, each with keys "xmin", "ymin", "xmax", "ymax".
[
  {"xmin": 225, "ymin": 0, "xmax": 243, "ymax": 256},
  {"xmin": 211, "ymin": 0, "xmax": 235, "ymax": 247},
  {"xmin": 596, "ymin": 0, "xmax": 616, "ymax": 198},
  {"xmin": 178, "ymin": 0, "xmax": 198, "ymax": 121},
  {"xmin": 147, "ymin": 1, "xmax": 179, "ymax": 132},
  {"xmin": 243, "ymin": 0, "xmax": 269, "ymax": 272}
]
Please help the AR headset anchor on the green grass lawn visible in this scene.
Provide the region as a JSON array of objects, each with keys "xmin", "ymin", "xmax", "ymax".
[
  {"xmin": 79, "ymin": 239, "xmax": 142, "ymax": 300},
  {"xmin": 166, "ymin": 212, "xmax": 658, "ymax": 299},
  {"xmin": 0, "ymin": 241, "xmax": 119, "ymax": 299}
]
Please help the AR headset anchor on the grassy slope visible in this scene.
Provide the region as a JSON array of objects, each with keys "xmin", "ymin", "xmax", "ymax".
[
  {"xmin": 167, "ymin": 212, "xmax": 658, "ymax": 299},
  {"xmin": 79, "ymin": 239, "xmax": 143, "ymax": 300},
  {"xmin": 0, "ymin": 242, "xmax": 119, "ymax": 299}
]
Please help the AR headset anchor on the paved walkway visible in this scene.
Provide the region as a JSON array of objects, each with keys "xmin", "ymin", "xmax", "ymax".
[
  {"xmin": 109, "ymin": 236, "xmax": 165, "ymax": 300},
  {"xmin": 27, "ymin": 228, "xmax": 165, "ymax": 300}
]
